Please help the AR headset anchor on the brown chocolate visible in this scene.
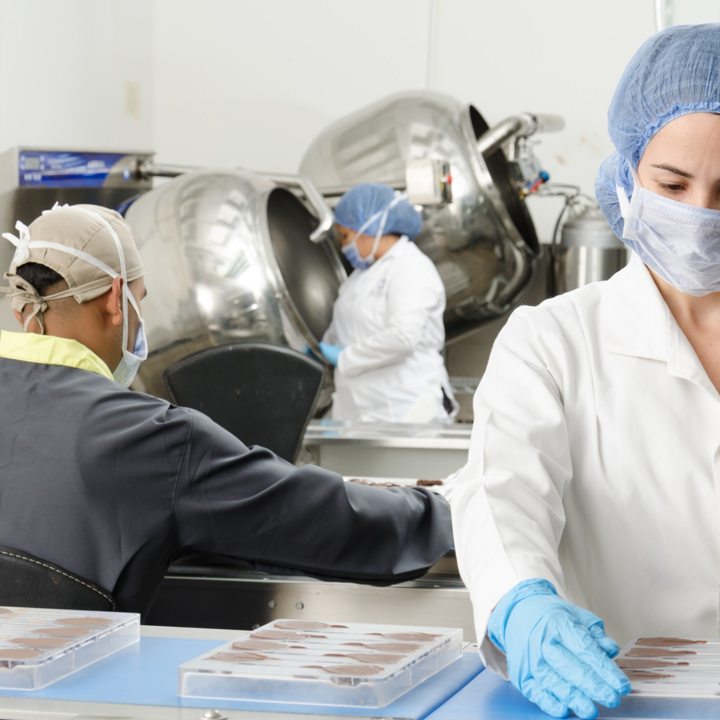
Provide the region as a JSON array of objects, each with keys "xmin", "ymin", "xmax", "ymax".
[
  {"xmin": 346, "ymin": 652, "xmax": 404, "ymax": 664},
  {"xmin": 416, "ymin": 479, "xmax": 444, "ymax": 487},
  {"xmin": 322, "ymin": 664, "xmax": 384, "ymax": 676},
  {"xmin": 56, "ymin": 617, "xmax": 113, "ymax": 628},
  {"xmin": 627, "ymin": 648, "xmax": 696, "ymax": 658},
  {"xmin": 347, "ymin": 478, "xmax": 400, "ymax": 488},
  {"xmin": 232, "ymin": 639, "xmax": 286, "ymax": 651},
  {"xmin": 251, "ymin": 629, "xmax": 305, "ymax": 641},
  {"xmin": 37, "ymin": 627, "xmax": 89, "ymax": 638},
  {"xmin": 274, "ymin": 621, "xmax": 329, "ymax": 631},
  {"xmin": 210, "ymin": 651, "xmax": 268, "ymax": 663},
  {"xmin": 0, "ymin": 649, "xmax": 42, "ymax": 659},
  {"xmin": 330, "ymin": 625, "xmax": 348, "ymax": 629},
  {"xmin": 625, "ymin": 670, "xmax": 674, "ymax": 681},
  {"xmin": 636, "ymin": 637, "xmax": 706, "ymax": 647},
  {"xmin": 616, "ymin": 658, "xmax": 681, "ymax": 669},
  {"xmin": 380, "ymin": 632, "xmax": 440, "ymax": 642},
  {"xmin": 0, "ymin": 608, "xmax": 13, "ymax": 615},
  {"xmin": 11, "ymin": 637, "xmax": 69, "ymax": 649},
  {"xmin": 356, "ymin": 642, "xmax": 422, "ymax": 653}
]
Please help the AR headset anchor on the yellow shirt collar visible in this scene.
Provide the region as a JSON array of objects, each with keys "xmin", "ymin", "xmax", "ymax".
[{"xmin": 0, "ymin": 331, "xmax": 113, "ymax": 381}]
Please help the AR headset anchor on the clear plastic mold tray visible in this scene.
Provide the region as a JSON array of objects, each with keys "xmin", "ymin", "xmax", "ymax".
[
  {"xmin": 616, "ymin": 637, "xmax": 720, "ymax": 697},
  {"xmin": 179, "ymin": 619, "xmax": 463, "ymax": 707},
  {"xmin": 0, "ymin": 606, "xmax": 139, "ymax": 690}
]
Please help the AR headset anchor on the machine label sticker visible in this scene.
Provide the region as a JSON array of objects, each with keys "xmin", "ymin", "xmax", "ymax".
[{"xmin": 18, "ymin": 151, "xmax": 127, "ymax": 188}]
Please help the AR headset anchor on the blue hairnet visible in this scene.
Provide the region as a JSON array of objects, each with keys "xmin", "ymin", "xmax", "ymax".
[
  {"xmin": 334, "ymin": 183, "xmax": 423, "ymax": 240},
  {"xmin": 596, "ymin": 23, "xmax": 720, "ymax": 239}
]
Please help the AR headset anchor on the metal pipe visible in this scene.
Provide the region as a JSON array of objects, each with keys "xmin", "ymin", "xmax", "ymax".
[
  {"xmin": 316, "ymin": 181, "xmax": 406, "ymax": 198},
  {"xmin": 477, "ymin": 112, "xmax": 564, "ymax": 157},
  {"xmin": 137, "ymin": 162, "xmax": 198, "ymax": 179}
]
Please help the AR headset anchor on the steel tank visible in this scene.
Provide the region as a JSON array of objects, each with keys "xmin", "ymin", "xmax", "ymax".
[
  {"xmin": 299, "ymin": 90, "xmax": 543, "ymax": 342},
  {"xmin": 125, "ymin": 169, "xmax": 345, "ymax": 399},
  {"xmin": 552, "ymin": 207, "xmax": 628, "ymax": 294}
]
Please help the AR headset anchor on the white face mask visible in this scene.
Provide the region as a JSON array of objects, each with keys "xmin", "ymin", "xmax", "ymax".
[
  {"xmin": 3, "ymin": 204, "xmax": 147, "ymax": 386},
  {"xmin": 617, "ymin": 174, "xmax": 720, "ymax": 296}
]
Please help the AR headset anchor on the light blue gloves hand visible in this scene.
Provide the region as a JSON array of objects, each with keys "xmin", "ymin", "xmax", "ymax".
[
  {"xmin": 318, "ymin": 342, "xmax": 342, "ymax": 367},
  {"xmin": 488, "ymin": 579, "xmax": 631, "ymax": 720},
  {"xmin": 301, "ymin": 343, "xmax": 343, "ymax": 367}
]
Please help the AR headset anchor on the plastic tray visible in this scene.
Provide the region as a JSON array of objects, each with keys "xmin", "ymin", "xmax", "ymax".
[
  {"xmin": 179, "ymin": 619, "xmax": 463, "ymax": 707},
  {"xmin": 0, "ymin": 606, "xmax": 139, "ymax": 690},
  {"xmin": 616, "ymin": 637, "xmax": 720, "ymax": 697}
]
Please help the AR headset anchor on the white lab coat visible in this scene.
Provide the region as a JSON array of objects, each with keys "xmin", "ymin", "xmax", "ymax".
[
  {"xmin": 452, "ymin": 253, "xmax": 720, "ymax": 678},
  {"xmin": 323, "ymin": 237, "xmax": 456, "ymax": 423}
]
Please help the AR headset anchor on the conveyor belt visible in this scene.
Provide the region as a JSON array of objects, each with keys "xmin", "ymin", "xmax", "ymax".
[{"xmin": 0, "ymin": 636, "xmax": 483, "ymax": 718}]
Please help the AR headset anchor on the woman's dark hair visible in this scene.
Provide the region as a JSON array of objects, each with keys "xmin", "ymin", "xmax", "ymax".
[{"xmin": 15, "ymin": 263, "xmax": 65, "ymax": 295}]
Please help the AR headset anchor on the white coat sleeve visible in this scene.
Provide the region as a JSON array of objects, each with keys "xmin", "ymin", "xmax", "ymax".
[
  {"xmin": 337, "ymin": 261, "xmax": 443, "ymax": 378},
  {"xmin": 451, "ymin": 306, "xmax": 573, "ymax": 676}
]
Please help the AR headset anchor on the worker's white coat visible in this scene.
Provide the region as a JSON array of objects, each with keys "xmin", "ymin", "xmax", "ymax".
[
  {"xmin": 323, "ymin": 237, "xmax": 456, "ymax": 423},
  {"xmin": 452, "ymin": 253, "xmax": 720, "ymax": 677}
]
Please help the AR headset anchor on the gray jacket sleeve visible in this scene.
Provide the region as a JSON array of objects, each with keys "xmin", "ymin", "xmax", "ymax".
[{"xmin": 173, "ymin": 408, "xmax": 453, "ymax": 582}]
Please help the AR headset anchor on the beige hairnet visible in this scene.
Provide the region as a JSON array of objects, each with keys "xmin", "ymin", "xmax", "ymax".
[{"xmin": 2, "ymin": 204, "xmax": 144, "ymax": 332}]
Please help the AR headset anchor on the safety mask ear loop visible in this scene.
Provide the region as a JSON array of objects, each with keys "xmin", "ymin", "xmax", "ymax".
[
  {"xmin": 66, "ymin": 207, "xmax": 130, "ymax": 354},
  {"xmin": 348, "ymin": 191, "xmax": 408, "ymax": 263},
  {"xmin": 616, "ymin": 167, "xmax": 642, "ymax": 239}
]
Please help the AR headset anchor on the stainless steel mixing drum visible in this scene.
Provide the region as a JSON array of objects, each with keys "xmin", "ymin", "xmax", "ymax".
[
  {"xmin": 300, "ymin": 90, "xmax": 546, "ymax": 341},
  {"xmin": 125, "ymin": 169, "xmax": 345, "ymax": 399}
]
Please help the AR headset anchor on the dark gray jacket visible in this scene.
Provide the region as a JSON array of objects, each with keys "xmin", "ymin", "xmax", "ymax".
[{"xmin": 0, "ymin": 356, "xmax": 453, "ymax": 615}]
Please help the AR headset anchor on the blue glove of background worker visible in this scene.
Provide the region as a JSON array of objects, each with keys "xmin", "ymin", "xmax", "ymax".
[
  {"xmin": 318, "ymin": 342, "xmax": 342, "ymax": 367},
  {"xmin": 488, "ymin": 579, "xmax": 631, "ymax": 720},
  {"xmin": 301, "ymin": 343, "xmax": 343, "ymax": 367}
]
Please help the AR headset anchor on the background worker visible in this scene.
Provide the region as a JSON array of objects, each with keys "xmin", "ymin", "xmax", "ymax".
[{"xmin": 319, "ymin": 183, "xmax": 458, "ymax": 423}]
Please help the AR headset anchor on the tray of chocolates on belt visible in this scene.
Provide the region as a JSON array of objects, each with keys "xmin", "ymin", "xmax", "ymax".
[
  {"xmin": 616, "ymin": 637, "xmax": 720, "ymax": 696},
  {"xmin": 0, "ymin": 606, "xmax": 139, "ymax": 689},
  {"xmin": 179, "ymin": 619, "xmax": 463, "ymax": 707}
]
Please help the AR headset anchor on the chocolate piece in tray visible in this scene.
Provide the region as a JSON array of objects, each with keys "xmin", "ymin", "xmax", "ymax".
[{"xmin": 179, "ymin": 619, "xmax": 463, "ymax": 708}]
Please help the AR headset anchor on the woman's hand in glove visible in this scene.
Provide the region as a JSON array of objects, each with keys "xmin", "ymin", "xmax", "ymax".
[{"xmin": 488, "ymin": 579, "xmax": 631, "ymax": 719}]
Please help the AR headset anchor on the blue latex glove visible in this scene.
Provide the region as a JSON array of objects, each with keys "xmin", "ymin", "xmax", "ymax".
[
  {"xmin": 488, "ymin": 579, "xmax": 631, "ymax": 720},
  {"xmin": 319, "ymin": 342, "xmax": 342, "ymax": 367}
]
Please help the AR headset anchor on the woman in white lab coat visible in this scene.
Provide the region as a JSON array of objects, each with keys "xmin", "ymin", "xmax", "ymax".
[
  {"xmin": 319, "ymin": 183, "xmax": 457, "ymax": 423},
  {"xmin": 453, "ymin": 24, "xmax": 720, "ymax": 720}
]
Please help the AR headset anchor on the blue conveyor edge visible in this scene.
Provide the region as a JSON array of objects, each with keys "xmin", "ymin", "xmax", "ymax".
[{"xmin": 0, "ymin": 637, "xmax": 484, "ymax": 718}]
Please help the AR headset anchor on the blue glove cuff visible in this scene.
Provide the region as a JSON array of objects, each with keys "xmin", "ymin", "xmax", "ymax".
[{"xmin": 488, "ymin": 578, "xmax": 558, "ymax": 653}]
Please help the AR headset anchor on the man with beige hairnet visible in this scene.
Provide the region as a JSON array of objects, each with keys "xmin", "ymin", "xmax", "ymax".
[{"xmin": 0, "ymin": 204, "xmax": 452, "ymax": 615}]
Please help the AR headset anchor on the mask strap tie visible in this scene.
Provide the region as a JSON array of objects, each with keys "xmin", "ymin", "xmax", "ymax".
[{"xmin": 350, "ymin": 191, "xmax": 409, "ymax": 262}]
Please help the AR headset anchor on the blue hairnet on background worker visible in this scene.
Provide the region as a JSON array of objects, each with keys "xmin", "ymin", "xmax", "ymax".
[
  {"xmin": 454, "ymin": 23, "xmax": 720, "ymax": 720},
  {"xmin": 319, "ymin": 182, "xmax": 458, "ymax": 423}
]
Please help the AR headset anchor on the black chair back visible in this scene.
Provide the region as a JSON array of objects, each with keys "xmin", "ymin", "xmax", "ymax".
[
  {"xmin": 0, "ymin": 547, "xmax": 116, "ymax": 611},
  {"xmin": 164, "ymin": 343, "xmax": 326, "ymax": 464}
]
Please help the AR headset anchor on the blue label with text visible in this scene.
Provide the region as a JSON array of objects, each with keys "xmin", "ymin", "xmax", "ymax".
[{"xmin": 18, "ymin": 151, "xmax": 126, "ymax": 188}]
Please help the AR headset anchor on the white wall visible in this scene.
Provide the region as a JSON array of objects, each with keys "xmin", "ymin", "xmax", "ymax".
[
  {"xmin": 151, "ymin": 0, "xmax": 433, "ymax": 171},
  {"xmin": 0, "ymin": 0, "xmax": 153, "ymax": 151}
]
